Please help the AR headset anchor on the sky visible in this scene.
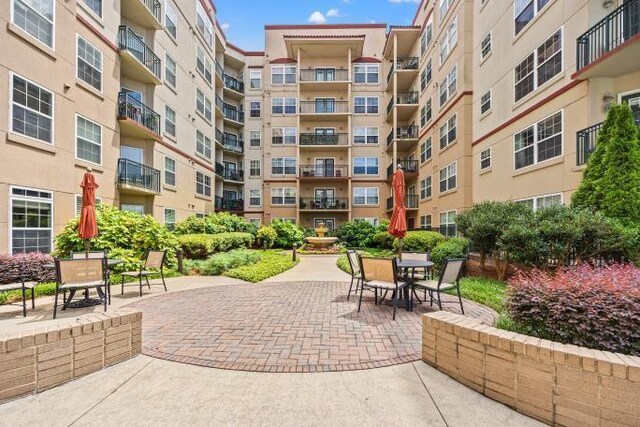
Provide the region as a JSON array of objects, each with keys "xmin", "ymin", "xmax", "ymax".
[{"xmin": 214, "ymin": 0, "xmax": 421, "ymax": 51}]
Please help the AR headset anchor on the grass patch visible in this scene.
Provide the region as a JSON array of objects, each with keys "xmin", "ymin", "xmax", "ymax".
[
  {"xmin": 446, "ymin": 277, "xmax": 506, "ymax": 313},
  {"xmin": 224, "ymin": 250, "xmax": 299, "ymax": 283},
  {"xmin": 184, "ymin": 249, "xmax": 261, "ymax": 275}
]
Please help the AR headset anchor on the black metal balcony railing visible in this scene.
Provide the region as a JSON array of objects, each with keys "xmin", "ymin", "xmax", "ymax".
[
  {"xmin": 117, "ymin": 26, "xmax": 161, "ymax": 80},
  {"xmin": 386, "ymin": 194, "xmax": 419, "ymax": 210},
  {"xmin": 117, "ymin": 91, "xmax": 160, "ymax": 135},
  {"xmin": 215, "ymin": 162, "xmax": 225, "ymax": 178},
  {"xmin": 224, "ymin": 169, "xmax": 244, "ymax": 182},
  {"xmin": 223, "ymin": 73, "xmax": 244, "ymax": 93},
  {"xmin": 223, "ymin": 103, "xmax": 245, "ymax": 123},
  {"xmin": 299, "ymin": 165, "xmax": 349, "ymax": 178},
  {"xmin": 117, "ymin": 158, "xmax": 160, "ymax": 193},
  {"xmin": 215, "ymin": 196, "xmax": 244, "ymax": 212},
  {"xmin": 387, "ymin": 57, "xmax": 419, "ymax": 81},
  {"xmin": 299, "ymin": 198, "xmax": 349, "ymax": 210},
  {"xmin": 387, "ymin": 92, "xmax": 419, "ymax": 115},
  {"xmin": 299, "ymin": 133, "xmax": 349, "ymax": 146},
  {"xmin": 223, "ymin": 133, "xmax": 244, "ymax": 153},
  {"xmin": 215, "ymin": 61, "xmax": 224, "ymax": 80},
  {"xmin": 299, "ymin": 69, "xmax": 349, "ymax": 82},
  {"xmin": 576, "ymin": 123, "xmax": 603, "ymax": 166},
  {"xmin": 386, "ymin": 125, "xmax": 419, "ymax": 146},
  {"xmin": 387, "ymin": 159, "xmax": 419, "ymax": 179},
  {"xmin": 577, "ymin": 0, "xmax": 640, "ymax": 71},
  {"xmin": 299, "ymin": 101, "xmax": 349, "ymax": 114},
  {"xmin": 140, "ymin": 0, "xmax": 162, "ymax": 22},
  {"xmin": 215, "ymin": 128, "xmax": 224, "ymax": 145}
]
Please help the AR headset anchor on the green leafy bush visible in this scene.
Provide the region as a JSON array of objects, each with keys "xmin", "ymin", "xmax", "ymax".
[
  {"xmin": 394, "ymin": 231, "xmax": 446, "ymax": 252},
  {"xmin": 54, "ymin": 205, "xmax": 179, "ymax": 269},
  {"xmin": 370, "ymin": 231, "xmax": 394, "ymax": 249},
  {"xmin": 256, "ymin": 226, "xmax": 277, "ymax": 249},
  {"xmin": 174, "ymin": 212, "xmax": 258, "ymax": 235},
  {"xmin": 185, "ymin": 249, "xmax": 261, "ymax": 275},
  {"xmin": 225, "ymin": 251, "xmax": 298, "ymax": 282},
  {"xmin": 176, "ymin": 232, "xmax": 255, "ymax": 259},
  {"xmin": 331, "ymin": 220, "xmax": 377, "ymax": 247},
  {"xmin": 430, "ymin": 238, "xmax": 469, "ymax": 270},
  {"xmin": 337, "ymin": 254, "xmax": 352, "ymax": 274},
  {"xmin": 270, "ymin": 220, "xmax": 304, "ymax": 248}
]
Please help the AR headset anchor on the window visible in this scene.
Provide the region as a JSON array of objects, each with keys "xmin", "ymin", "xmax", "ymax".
[
  {"xmin": 165, "ymin": 105, "xmax": 176, "ymax": 137},
  {"xmin": 250, "ymin": 130, "xmax": 261, "ymax": 147},
  {"xmin": 164, "ymin": 209, "xmax": 176, "ymax": 231},
  {"xmin": 164, "ymin": 157, "xmax": 176, "ymax": 186},
  {"xmin": 421, "ymin": 17, "xmax": 433, "ymax": 56},
  {"xmin": 249, "ymin": 160, "xmax": 261, "ymax": 177},
  {"xmin": 420, "ymin": 99, "xmax": 432, "ymax": 128},
  {"xmin": 439, "ymin": 0, "xmax": 454, "ymax": 18},
  {"xmin": 353, "ymin": 64, "xmax": 379, "ymax": 84},
  {"xmin": 481, "ymin": 33, "xmax": 492, "ymax": 61},
  {"xmin": 272, "ymin": 97, "xmax": 296, "ymax": 115},
  {"xmin": 421, "ymin": 60, "xmax": 432, "ymax": 92},
  {"xmin": 196, "ymin": 1, "xmax": 213, "ymax": 45},
  {"xmin": 271, "ymin": 188, "xmax": 296, "ymax": 205},
  {"xmin": 11, "ymin": 74, "xmax": 53, "ymax": 144},
  {"xmin": 196, "ymin": 129, "xmax": 212, "ymax": 159},
  {"xmin": 75, "ymin": 194, "xmax": 101, "ymax": 216},
  {"xmin": 353, "ymin": 188, "xmax": 379, "ymax": 206},
  {"xmin": 515, "ymin": 0, "xmax": 551, "ymax": 35},
  {"xmin": 250, "ymin": 101, "xmax": 261, "ymax": 118},
  {"xmin": 439, "ymin": 210, "xmax": 457, "ymax": 237},
  {"xmin": 420, "ymin": 137, "xmax": 432, "ymax": 163},
  {"xmin": 249, "ymin": 189, "xmax": 262, "ymax": 206},
  {"xmin": 517, "ymin": 193, "xmax": 562, "ymax": 210},
  {"xmin": 121, "ymin": 204, "xmax": 144, "ymax": 215},
  {"xmin": 514, "ymin": 111, "xmax": 562, "ymax": 170},
  {"xmin": 165, "ymin": 2, "xmax": 177, "ymax": 39},
  {"xmin": 439, "ymin": 114, "xmax": 457, "ymax": 149},
  {"xmin": 353, "ymin": 158, "xmax": 379, "ymax": 176},
  {"xmin": 10, "ymin": 187, "xmax": 53, "ymax": 254},
  {"xmin": 196, "ymin": 45, "xmax": 213, "ymax": 84},
  {"xmin": 439, "ymin": 161, "xmax": 457, "ymax": 193},
  {"xmin": 353, "ymin": 127, "xmax": 378, "ymax": 144},
  {"xmin": 76, "ymin": 115, "xmax": 101, "ymax": 165},
  {"xmin": 271, "ymin": 127, "xmax": 296, "ymax": 145},
  {"xmin": 515, "ymin": 29, "xmax": 562, "ymax": 102},
  {"xmin": 196, "ymin": 89, "xmax": 212, "ymax": 121},
  {"xmin": 271, "ymin": 157, "xmax": 296, "ymax": 175},
  {"xmin": 439, "ymin": 16, "xmax": 458, "ymax": 64},
  {"xmin": 165, "ymin": 54, "xmax": 177, "ymax": 88},
  {"xmin": 480, "ymin": 91, "xmax": 492, "ymax": 115},
  {"xmin": 76, "ymin": 36, "xmax": 102, "ymax": 91},
  {"xmin": 354, "ymin": 97, "xmax": 379, "ymax": 114},
  {"xmin": 439, "ymin": 65, "xmax": 457, "ymax": 106},
  {"xmin": 420, "ymin": 176, "xmax": 432, "ymax": 200},
  {"xmin": 196, "ymin": 171, "xmax": 212, "ymax": 197},
  {"xmin": 13, "ymin": 0, "xmax": 54, "ymax": 48},
  {"xmin": 420, "ymin": 214, "xmax": 432, "ymax": 229},
  {"xmin": 480, "ymin": 148, "xmax": 492, "ymax": 170},
  {"xmin": 82, "ymin": 0, "xmax": 101, "ymax": 17},
  {"xmin": 354, "ymin": 218, "xmax": 379, "ymax": 227},
  {"xmin": 249, "ymin": 218, "xmax": 261, "ymax": 225},
  {"xmin": 250, "ymin": 69, "xmax": 262, "ymax": 89},
  {"xmin": 271, "ymin": 66, "xmax": 296, "ymax": 85}
]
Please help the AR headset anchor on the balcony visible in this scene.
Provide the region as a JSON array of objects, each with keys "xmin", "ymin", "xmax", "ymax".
[
  {"xmin": 116, "ymin": 158, "xmax": 160, "ymax": 195},
  {"xmin": 215, "ymin": 162, "xmax": 225, "ymax": 178},
  {"xmin": 299, "ymin": 133, "xmax": 349, "ymax": 148},
  {"xmin": 299, "ymin": 165, "xmax": 349, "ymax": 179},
  {"xmin": 387, "ymin": 159, "xmax": 419, "ymax": 180},
  {"xmin": 222, "ymin": 103, "xmax": 244, "ymax": 127},
  {"xmin": 575, "ymin": 0, "xmax": 640, "ymax": 79},
  {"xmin": 386, "ymin": 92, "xmax": 419, "ymax": 122},
  {"xmin": 224, "ymin": 169, "xmax": 244, "ymax": 183},
  {"xmin": 215, "ymin": 128, "xmax": 224, "ymax": 146},
  {"xmin": 118, "ymin": 26, "xmax": 162, "ymax": 85},
  {"xmin": 117, "ymin": 91, "xmax": 161, "ymax": 139},
  {"xmin": 387, "ymin": 57, "xmax": 419, "ymax": 91},
  {"xmin": 299, "ymin": 101, "xmax": 349, "ymax": 121},
  {"xmin": 223, "ymin": 73, "xmax": 244, "ymax": 99},
  {"xmin": 300, "ymin": 69, "xmax": 350, "ymax": 91},
  {"xmin": 222, "ymin": 133, "xmax": 244, "ymax": 154},
  {"xmin": 215, "ymin": 196, "xmax": 244, "ymax": 213},
  {"xmin": 576, "ymin": 109, "xmax": 639, "ymax": 165},
  {"xmin": 121, "ymin": 0, "xmax": 162, "ymax": 30},
  {"xmin": 214, "ymin": 61, "xmax": 224, "ymax": 86},
  {"xmin": 386, "ymin": 194, "xmax": 419, "ymax": 211},
  {"xmin": 386, "ymin": 124, "xmax": 419, "ymax": 152},
  {"xmin": 299, "ymin": 198, "xmax": 349, "ymax": 211}
]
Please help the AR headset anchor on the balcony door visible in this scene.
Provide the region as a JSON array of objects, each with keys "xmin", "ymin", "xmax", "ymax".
[
  {"xmin": 315, "ymin": 158, "xmax": 334, "ymax": 177},
  {"xmin": 315, "ymin": 68, "xmax": 335, "ymax": 82},
  {"xmin": 315, "ymin": 128, "xmax": 336, "ymax": 145},
  {"xmin": 315, "ymin": 98, "xmax": 335, "ymax": 113},
  {"xmin": 315, "ymin": 188, "xmax": 335, "ymax": 201},
  {"xmin": 620, "ymin": 91, "xmax": 640, "ymax": 126},
  {"xmin": 119, "ymin": 146, "xmax": 145, "ymax": 187},
  {"xmin": 120, "ymin": 146, "xmax": 143, "ymax": 163},
  {"xmin": 223, "ymin": 190, "xmax": 238, "ymax": 200}
]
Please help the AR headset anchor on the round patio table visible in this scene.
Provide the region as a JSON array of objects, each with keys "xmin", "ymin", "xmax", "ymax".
[{"xmin": 393, "ymin": 259, "xmax": 434, "ymax": 310}]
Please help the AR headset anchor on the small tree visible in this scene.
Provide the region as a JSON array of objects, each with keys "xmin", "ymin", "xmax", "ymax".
[{"xmin": 572, "ymin": 104, "xmax": 640, "ymax": 226}]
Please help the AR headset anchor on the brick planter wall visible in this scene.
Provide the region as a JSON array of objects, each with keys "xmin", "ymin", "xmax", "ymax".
[
  {"xmin": 0, "ymin": 309, "xmax": 142, "ymax": 402},
  {"xmin": 422, "ymin": 312, "xmax": 640, "ymax": 426}
]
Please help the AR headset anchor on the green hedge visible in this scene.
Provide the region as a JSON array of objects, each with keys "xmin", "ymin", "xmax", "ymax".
[
  {"xmin": 177, "ymin": 232, "xmax": 255, "ymax": 259},
  {"xmin": 184, "ymin": 249, "xmax": 261, "ymax": 275},
  {"xmin": 224, "ymin": 251, "xmax": 298, "ymax": 282},
  {"xmin": 394, "ymin": 231, "xmax": 446, "ymax": 252},
  {"xmin": 430, "ymin": 238, "xmax": 469, "ymax": 270},
  {"xmin": 174, "ymin": 212, "xmax": 258, "ymax": 235}
]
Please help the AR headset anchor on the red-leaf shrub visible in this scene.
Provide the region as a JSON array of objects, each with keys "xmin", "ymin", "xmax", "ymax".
[
  {"xmin": 506, "ymin": 263, "xmax": 640, "ymax": 355},
  {"xmin": 0, "ymin": 252, "xmax": 55, "ymax": 284}
]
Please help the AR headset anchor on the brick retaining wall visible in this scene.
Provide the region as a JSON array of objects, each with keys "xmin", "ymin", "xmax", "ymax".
[
  {"xmin": 422, "ymin": 312, "xmax": 640, "ymax": 426},
  {"xmin": 0, "ymin": 309, "xmax": 142, "ymax": 402}
]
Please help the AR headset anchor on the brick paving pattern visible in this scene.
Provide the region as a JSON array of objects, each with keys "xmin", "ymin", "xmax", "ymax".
[{"xmin": 132, "ymin": 281, "xmax": 496, "ymax": 373}]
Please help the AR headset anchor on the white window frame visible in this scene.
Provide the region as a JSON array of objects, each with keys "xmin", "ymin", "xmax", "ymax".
[
  {"xmin": 195, "ymin": 171, "xmax": 212, "ymax": 197},
  {"xmin": 249, "ymin": 160, "xmax": 261, "ymax": 177},
  {"xmin": 514, "ymin": 28, "xmax": 563, "ymax": 103},
  {"xmin": 353, "ymin": 157, "xmax": 379, "ymax": 176},
  {"xmin": 354, "ymin": 217, "xmax": 379, "ymax": 227},
  {"xmin": 353, "ymin": 96, "xmax": 379, "ymax": 115},
  {"xmin": 353, "ymin": 127, "xmax": 379, "ymax": 144},
  {"xmin": 515, "ymin": 0, "xmax": 551, "ymax": 35},
  {"xmin": 271, "ymin": 127, "xmax": 297, "ymax": 145},
  {"xmin": 196, "ymin": 88, "xmax": 212, "ymax": 121},
  {"xmin": 195, "ymin": 129, "xmax": 212, "ymax": 160},
  {"xmin": 196, "ymin": 45, "xmax": 213, "ymax": 85},
  {"xmin": 439, "ymin": 65, "xmax": 457, "ymax": 106},
  {"xmin": 420, "ymin": 214, "xmax": 432, "ymax": 229},
  {"xmin": 165, "ymin": 1, "xmax": 177, "ymax": 39},
  {"xmin": 249, "ymin": 69, "xmax": 262, "ymax": 89},
  {"xmin": 81, "ymin": 0, "xmax": 102, "ymax": 18},
  {"xmin": 249, "ymin": 100, "xmax": 261, "ymax": 118},
  {"xmin": 10, "ymin": 72, "xmax": 54, "ymax": 145},
  {"xmin": 11, "ymin": 0, "xmax": 55, "ymax": 48},
  {"xmin": 480, "ymin": 90, "xmax": 492, "ymax": 116},
  {"xmin": 480, "ymin": 32, "xmax": 492, "ymax": 62},
  {"xmin": 271, "ymin": 65, "xmax": 296, "ymax": 85},
  {"xmin": 352, "ymin": 187, "xmax": 379, "ymax": 206},
  {"xmin": 439, "ymin": 161, "xmax": 457, "ymax": 193},
  {"xmin": 353, "ymin": 64, "xmax": 379, "ymax": 84},
  {"xmin": 9, "ymin": 186, "xmax": 53, "ymax": 254},
  {"xmin": 249, "ymin": 189, "xmax": 262, "ymax": 207},
  {"xmin": 271, "ymin": 97, "xmax": 297, "ymax": 115},
  {"xmin": 164, "ymin": 156, "xmax": 176, "ymax": 186},
  {"xmin": 164, "ymin": 208, "xmax": 176, "ymax": 230},
  {"xmin": 516, "ymin": 193, "xmax": 563, "ymax": 211},
  {"xmin": 75, "ymin": 194, "xmax": 102, "ymax": 216},
  {"xmin": 420, "ymin": 175, "xmax": 432, "ymax": 200},
  {"xmin": 439, "ymin": 210, "xmax": 457, "ymax": 237},
  {"xmin": 164, "ymin": 105, "xmax": 176, "ymax": 138},
  {"xmin": 439, "ymin": 114, "xmax": 457, "ymax": 150},
  {"xmin": 420, "ymin": 137, "xmax": 432, "ymax": 163},
  {"xmin": 165, "ymin": 53, "xmax": 177, "ymax": 88},
  {"xmin": 249, "ymin": 130, "xmax": 262, "ymax": 147},
  {"xmin": 439, "ymin": 16, "xmax": 458, "ymax": 65},
  {"xmin": 75, "ymin": 114, "xmax": 102, "ymax": 165},
  {"xmin": 513, "ymin": 110, "xmax": 563, "ymax": 171},
  {"xmin": 439, "ymin": 0, "xmax": 454, "ymax": 19},
  {"xmin": 195, "ymin": 1, "xmax": 213, "ymax": 46},
  {"xmin": 480, "ymin": 148, "xmax": 492, "ymax": 170},
  {"xmin": 271, "ymin": 187, "xmax": 297, "ymax": 205},
  {"xmin": 271, "ymin": 157, "xmax": 297, "ymax": 176},
  {"xmin": 76, "ymin": 35, "xmax": 103, "ymax": 92}
]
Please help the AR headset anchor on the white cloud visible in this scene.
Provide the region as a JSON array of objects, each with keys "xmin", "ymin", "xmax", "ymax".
[
  {"xmin": 220, "ymin": 23, "xmax": 230, "ymax": 31},
  {"xmin": 326, "ymin": 8, "xmax": 340, "ymax": 17},
  {"xmin": 308, "ymin": 11, "xmax": 327, "ymax": 24}
]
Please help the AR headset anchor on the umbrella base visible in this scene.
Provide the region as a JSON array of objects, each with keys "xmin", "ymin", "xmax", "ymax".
[{"xmin": 66, "ymin": 298, "xmax": 104, "ymax": 308}]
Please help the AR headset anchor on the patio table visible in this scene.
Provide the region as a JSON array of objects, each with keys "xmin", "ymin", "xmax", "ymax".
[{"xmin": 392, "ymin": 259, "xmax": 435, "ymax": 310}]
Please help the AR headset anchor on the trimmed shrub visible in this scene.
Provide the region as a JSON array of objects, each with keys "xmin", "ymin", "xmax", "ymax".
[
  {"xmin": 0, "ymin": 252, "xmax": 55, "ymax": 284},
  {"xmin": 331, "ymin": 220, "xmax": 377, "ymax": 247},
  {"xmin": 270, "ymin": 220, "xmax": 304, "ymax": 248},
  {"xmin": 506, "ymin": 264, "xmax": 640, "ymax": 355},
  {"xmin": 370, "ymin": 231, "xmax": 394, "ymax": 249},
  {"xmin": 395, "ymin": 231, "xmax": 446, "ymax": 252},
  {"xmin": 256, "ymin": 226, "xmax": 277, "ymax": 249},
  {"xmin": 185, "ymin": 249, "xmax": 261, "ymax": 276},
  {"xmin": 176, "ymin": 232, "xmax": 255, "ymax": 259},
  {"xmin": 430, "ymin": 238, "xmax": 469, "ymax": 270},
  {"xmin": 225, "ymin": 251, "xmax": 298, "ymax": 282},
  {"xmin": 174, "ymin": 212, "xmax": 258, "ymax": 235}
]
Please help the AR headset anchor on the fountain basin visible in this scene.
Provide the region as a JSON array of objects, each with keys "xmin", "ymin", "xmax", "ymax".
[{"xmin": 304, "ymin": 236, "xmax": 339, "ymax": 248}]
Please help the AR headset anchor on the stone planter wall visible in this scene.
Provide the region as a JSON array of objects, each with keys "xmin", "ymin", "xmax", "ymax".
[
  {"xmin": 422, "ymin": 312, "xmax": 640, "ymax": 426},
  {"xmin": 0, "ymin": 309, "xmax": 142, "ymax": 402}
]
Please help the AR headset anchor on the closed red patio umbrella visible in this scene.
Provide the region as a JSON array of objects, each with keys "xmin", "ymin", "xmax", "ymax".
[
  {"xmin": 388, "ymin": 166, "xmax": 407, "ymax": 256},
  {"xmin": 79, "ymin": 168, "xmax": 99, "ymax": 253}
]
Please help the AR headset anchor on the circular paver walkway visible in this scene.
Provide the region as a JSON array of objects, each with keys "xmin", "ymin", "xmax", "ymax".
[{"xmin": 131, "ymin": 281, "xmax": 495, "ymax": 373}]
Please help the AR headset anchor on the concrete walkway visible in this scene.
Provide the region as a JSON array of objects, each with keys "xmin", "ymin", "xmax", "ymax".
[
  {"xmin": 265, "ymin": 254, "xmax": 352, "ymax": 282},
  {"xmin": 0, "ymin": 355, "xmax": 541, "ymax": 427}
]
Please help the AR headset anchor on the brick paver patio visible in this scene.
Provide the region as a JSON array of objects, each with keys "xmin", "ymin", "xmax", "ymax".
[{"xmin": 132, "ymin": 281, "xmax": 495, "ymax": 373}]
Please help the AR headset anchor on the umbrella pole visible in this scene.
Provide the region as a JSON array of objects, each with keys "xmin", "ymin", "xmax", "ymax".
[
  {"xmin": 398, "ymin": 239, "xmax": 403, "ymax": 261},
  {"xmin": 84, "ymin": 239, "xmax": 90, "ymax": 257}
]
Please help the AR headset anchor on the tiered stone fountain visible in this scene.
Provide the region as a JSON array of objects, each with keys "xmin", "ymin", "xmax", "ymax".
[{"xmin": 304, "ymin": 222, "xmax": 338, "ymax": 248}]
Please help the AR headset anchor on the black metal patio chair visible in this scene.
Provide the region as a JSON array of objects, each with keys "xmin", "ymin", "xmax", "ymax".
[{"xmin": 412, "ymin": 258, "xmax": 465, "ymax": 314}]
